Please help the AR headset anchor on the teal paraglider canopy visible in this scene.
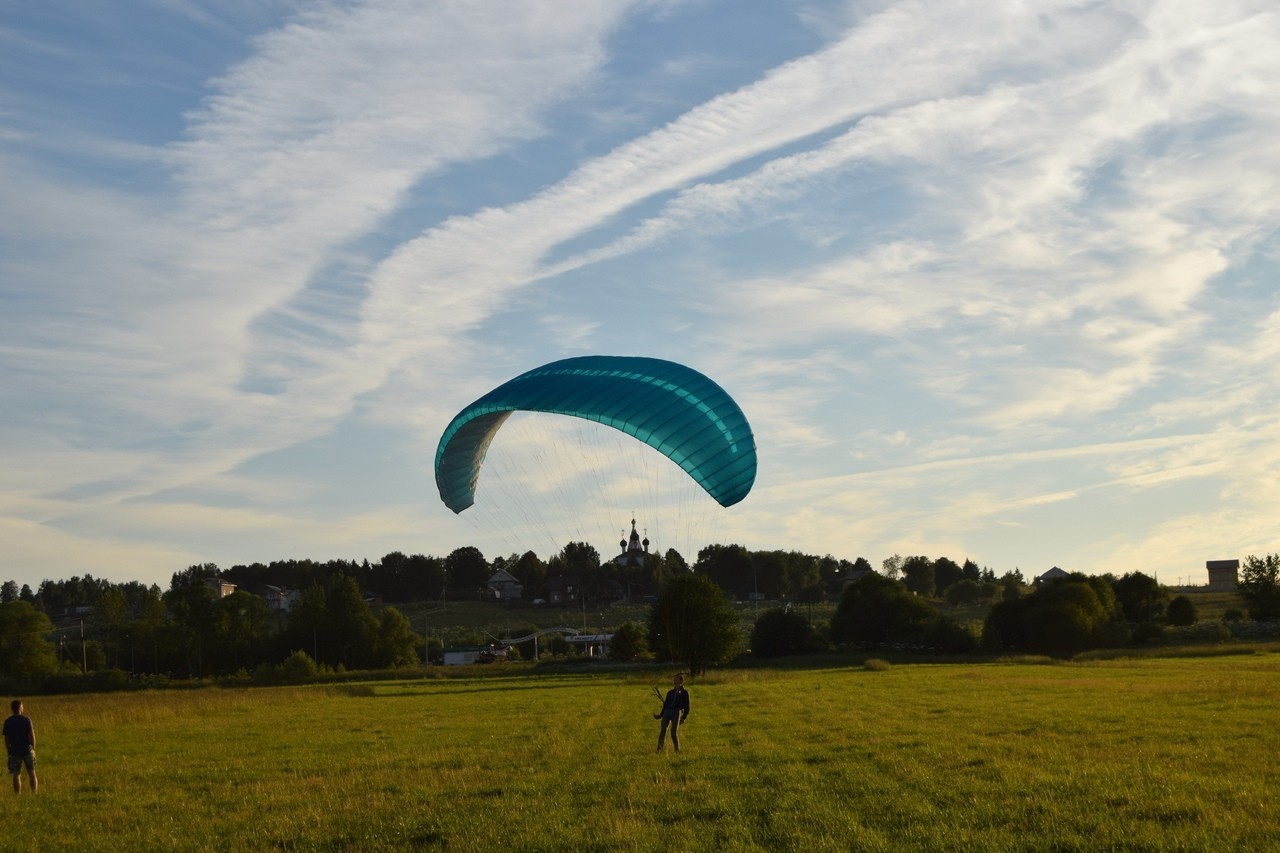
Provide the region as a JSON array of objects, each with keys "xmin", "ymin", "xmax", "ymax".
[{"xmin": 434, "ymin": 355, "xmax": 756, "ymax": 513}]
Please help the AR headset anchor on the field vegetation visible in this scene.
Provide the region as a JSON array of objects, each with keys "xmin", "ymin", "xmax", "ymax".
[{"xmin": 4, "ymin": 649, "xmax": 1278, "ymax": 851}]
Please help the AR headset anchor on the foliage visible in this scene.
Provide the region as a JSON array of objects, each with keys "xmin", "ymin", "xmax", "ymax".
[
  {"xmin": 648, "ymin": 572, "xmax": 740, "ymax": 674},
  {"xmin": 901, "ymin": 555, "xmax": 935, "ymax": 597},
  {"xmin": 1166, "ymin": 595, "xmax": 1198, "ymax": 627},
  {"xmin": 1112, "ymin": 572, "xmax": 1167, "ymax": 623},
  {"xmin": 881, "ymin": 553, "xmax": 904, "ymax": 580},
  {"xmin": 945, "ymin": 578, "xmax": 983, "ymax": 607},
  {"xmin": 0, "ymin": 601, "xmax": 58, "ymax": 678},
  {"xmin": 374, "ymin": 608, "xmax": 422, "ymax": 668},
  {"xmin": 830, "ymin": 572, "xmax": 973, "ymax": 652},
  {"xmin": 750, "ymin": 607, "xmax": 819, "ymax": 657},
  {"xmin": 693, "ymin": 544, "xmax": 754, "ymax": 598},
  {"xmin": 1237, "ymin": 553, "xmax": 1280, "ymax": 622},
  {"xmin": 608, "ymin": 621, "xmax": 648, "ymax": 662},
  {"xmin": 444, "ymin": 546, "xmax": 490, "ymax": 591},
  {"xmin": 984, "ymin": 572, "xmax": 1126, "ymax": 656},
  {"xmin": 933, "ymin": 557, "xmax": 964, "ymax": 594},
  {"xmin": 278, "ymin": 649, "xmax": 318, "ymax": 679}
]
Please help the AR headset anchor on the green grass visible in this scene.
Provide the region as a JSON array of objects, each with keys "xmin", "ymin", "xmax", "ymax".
[{"xmin": 4, "ymin": 653, "xmax": 1278, "ymax": 850}]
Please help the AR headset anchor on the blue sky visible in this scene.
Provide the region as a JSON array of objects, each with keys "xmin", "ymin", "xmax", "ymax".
[{"xmin": 3, "ymin": 0, "xmax": 1278, "ymax": 590}]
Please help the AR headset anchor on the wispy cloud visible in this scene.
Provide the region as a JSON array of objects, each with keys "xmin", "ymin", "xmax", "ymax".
[{"xmin": 2, "ymin": 0, "xmax": 1279, "ymax": 585}]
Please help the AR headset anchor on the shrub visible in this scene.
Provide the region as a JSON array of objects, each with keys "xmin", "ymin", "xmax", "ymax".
[
  {"xmin": 945, "ymin": 579, "xmax": 982, "ymax": 607},
  {"xmin": 1166, "ymin": 595, "xmax": 1198, "ymax": 627},
  {"xmin": 750, "ymin": 607, "xmax": 819, "ymax": 657},
  {"xmin": 88, "ymin": 668, "xmax": 130, "ymax": 691},
  {"xmin": 983, "ymin": 572, "xmax": 1126, "ymax": 656},
  {"xmin": 279, "ymin": 650, "xmax": 318, "ymax": 680},
  {"xmin": 609, "ymin": 621, "xmax": 648, "ymax": 662},
  {"xmin": 922, "ymin": 617, "xmax": 978, "ymax": 653},
  {"xmin": 1131, "ymin": 622, "xmax": 1164, "ymax": 645}
]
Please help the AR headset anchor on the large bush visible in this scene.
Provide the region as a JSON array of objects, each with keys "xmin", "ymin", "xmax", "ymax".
[
  {"xmin": 984, "ymin": 573, "xmax": 1126, "ymax": 656},
  {"xmin": 608, "ymin": 621, "xmax": 648, "ymax": 662},
  {"xmin": 750, "ymin": 607, "xmax": 819, "ymax": 657},
  {"xmin": 831, "ymin": 572, "xmax": 973, "ymax": 652},
  {"xmin": 1165, "ymin": 595, "xmax": 1198, "ymax": 627}
]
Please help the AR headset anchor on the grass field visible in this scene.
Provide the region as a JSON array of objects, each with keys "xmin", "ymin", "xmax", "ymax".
[{"xmin": 3, "ymin": 649, "xmax": 1277, "ymax": 851}]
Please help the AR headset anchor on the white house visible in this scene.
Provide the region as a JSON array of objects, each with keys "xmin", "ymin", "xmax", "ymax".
[
  {"xmin": 205, "ymin": 577, "xmax": 236, "ymax": 599},
  {"xmin": 486, "ymin": 570, "xmax": 524, "ymax": 601},
  {"xmin": 262, "ymin": 585, "xmax": 299, "ymax": 613}
]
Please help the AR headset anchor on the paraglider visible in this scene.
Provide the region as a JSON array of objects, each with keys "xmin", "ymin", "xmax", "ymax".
[{"xmin": 434, "ymin": 355, "xmax": 756, "ymax": 514}]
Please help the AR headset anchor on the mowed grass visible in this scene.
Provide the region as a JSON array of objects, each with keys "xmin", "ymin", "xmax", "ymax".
[{"xmin": 3, "ymin": 652, "xmax": 1279, "ymax": 851}]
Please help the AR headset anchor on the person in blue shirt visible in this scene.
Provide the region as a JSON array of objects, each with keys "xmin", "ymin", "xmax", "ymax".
[
  {"xmin": 3, "ymin": 699, "xmax": 37, "ymax": 794},
  {"xmin": 654, "ymin": 674, "xmax": 690, "ymax": 753}
]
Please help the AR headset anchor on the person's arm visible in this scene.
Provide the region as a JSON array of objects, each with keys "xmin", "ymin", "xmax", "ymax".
[{"xmin": 681, "ymin": 692, "xmax": 689, "ymax": 722}]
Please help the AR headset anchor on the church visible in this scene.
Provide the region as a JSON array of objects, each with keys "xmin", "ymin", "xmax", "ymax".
[{"xmin": 614, "ymin": 517, "xmax": 650, "ymax": 569}]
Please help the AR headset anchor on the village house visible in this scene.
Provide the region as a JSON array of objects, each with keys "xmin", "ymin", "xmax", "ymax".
[
  {"xmin": 1036, "ymin": 566, "xmax": 1069, "ymax": 584},
  {"xmin": 1206, "ymin": 559, "xmax": 1239, "ymax": 591},
  {"xmin": 486, "ymin": 569, "xmax": 524, "ymax": 601}
]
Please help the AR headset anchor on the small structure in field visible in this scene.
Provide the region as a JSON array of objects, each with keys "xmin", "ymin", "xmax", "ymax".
[{"xmin": 1206, "ymin": 559, "xmax": 1239, "ymax": 591}]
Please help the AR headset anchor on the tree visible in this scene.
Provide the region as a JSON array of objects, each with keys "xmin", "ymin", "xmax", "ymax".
[
  {"xmin": 213, "ymin": 590, "xmax": 271, "ymax": 672},
  {"xmin": 164, "ymin": 564, "xmax": 220, "ymax": 677},
  {"xmin": 1111, "ymin": 572, "xmax": 1167, "ymax": 623},
  {"xmin": 751, "ymin": 551, "xmax": 788, "ymax": 600},
  {"xmin": 819, "ymin": 555, "xmax": 865, "ymax": 594},
  {"xmin": 750, "ymin": 607, "xmax": 818, "ymax": 657},
  {"xmin": 0, "ymin": 581, "xmax": 17, "ymax": 603},
  {"xmin": 512, "ymin": 551, "xmax": 548, "ymax": 595},
  {"xmin": 444, "ymin": 546, "xmax": 489, "ymax": 592},
  {"xmin": 663, "ymin": 549, "xmax": 689, "ymax": 573},
  {"xmin": 999, "ymin": 571, "xmax": 1024, "ymax": 601},
  {"xmin": 608, "ymin": 621, "xmax": 648, "ymax": 662},
  {"xmin": 901, "ymin": 556, "xmax": 935, "ymax": 597},
  {"xmin": 933, "ymin": 557, "xmax": 964, "ymax": 595},
  {"xmin": 95, "ymin": 587, "xmax": 131, "ymax": 669},
  {"xmin": 781, "ymin": 551, "xmax": 820, "ymax": 597},
  {"xmin": 131, "ymin": 584, "xmax": 167, "ymax": 675},
  {"xmin": 0, "ymin": 601, "xmax": 58, "ymax": 678},
  {"xmin": 1237, "ymin": 553, "xmax": 1280, "ymax": 622},
  {"xmin": 694, "ymin": 544, "xmax": 753, "ymax": 598},
  {"xmin": 324, "ymin": 575, "xmax": 379, "ymax": 668},
  {"xmin": 831, "ymin": 572, "xmax": 941, "ymax": 650},
  {"xmin": 1166, "ymin": 595, "xmax": 1198, "ymax": 627},
  {"xmin": 282, "ymin": 585, "xmax": 327, "ymax": 664},
  {"xmin": 984, "ymin": 572, "xmax": 1125, "ymax": 656},
  {"xmin": 648, "ymin": 573, "xmax": 740, "ymax": 675},
  {"xmin": 945, "ymin": 579, "xmax": 983, "ymax": 607},
  {"xmin": 881, "ymin": 554, "xmax": 904, "ymax": 581},
  {"xmin": 552, "ymin": 542, "xmax": 604, "ymax": 597},
  {"xmin": 374, "ymin": 608, "xmax": 421, "ymax": 668}
]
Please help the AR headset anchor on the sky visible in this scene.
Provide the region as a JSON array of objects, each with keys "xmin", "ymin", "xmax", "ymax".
[{"xmin": 2, "ymin": 0, "xmax": 1279, "ymax": 592}]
